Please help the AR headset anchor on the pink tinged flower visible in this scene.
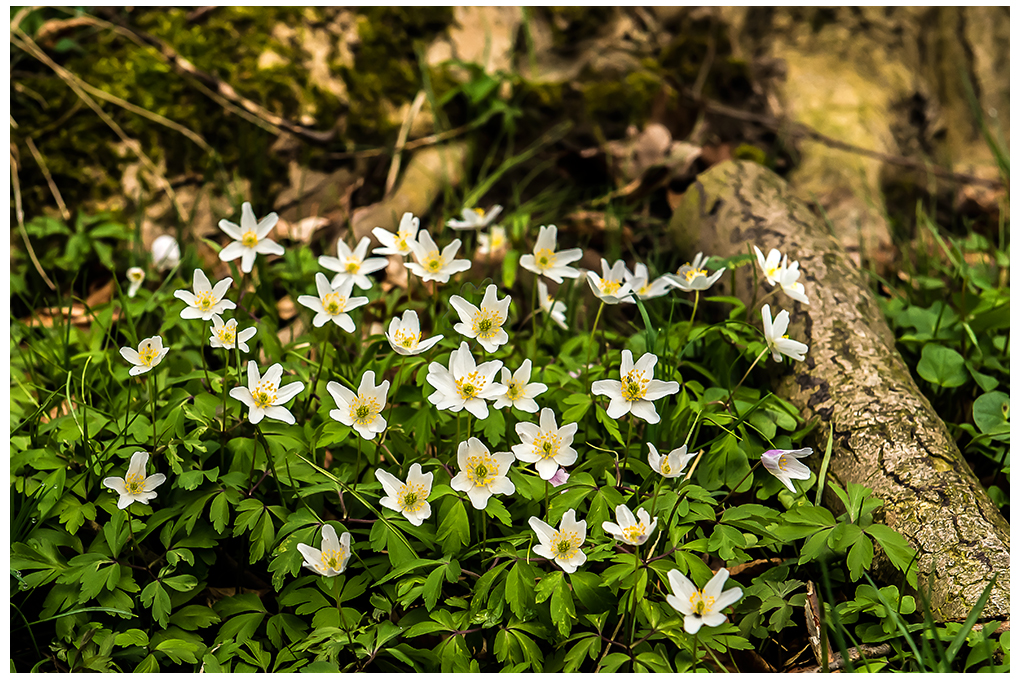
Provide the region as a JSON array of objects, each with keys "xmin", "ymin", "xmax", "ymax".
[
  {"xmin": 173, "ymin": 269, "xmax": 235, "ymax": 320},
  {"xmin": 450, "ymin": 284, "xmax": 512, "ymax": 353},
  {"xmin": 405, "ymin": 230, "xmax": 472, "ymax": 284},
  {"xmin": 376, "ymin": 463, "xmax": 433, "ymax": 526},
  {"xmin": 373, "ymin": 212, "xmax": 420, "ymax": 257},
  {"xmin": 218, "ymin": 202, "xmax": 285, "ymax": 273},
  {"xmin": 592, "ymin": 350, "xmax": 680, "ymax": 424},
  {"xmin": 209, "ymin": 314, "xmax": 257, "ymax": 353},
  {"xmin": 761, "ymin": 304, "xmax": 809, "ymax": 362},
  {"xmin": 585, "ymin": 258, "xmax": 633, "ymax": 304},
  {"xmin": 512, "ymin": 407, "xmax": 578, "ymax": 480},
  {"xmin": 120, "ymin": 336, "xmax": 170, "ymax": 376},
  {"xmin": 327, "ymin": 370, "xmax": 390, "ymax": 440},
  {"xmin": 319, "ymin": 236, "xmax": 388, "ymax": 290},
  {"xmin": 602, "ymin": 504, "xmax": 657, "ymax": 546},
  {"xmin": 425, "ymin": 341, "xmax": 507, "ymax": 419},
  {"xmin": 446, "ymin": 205, "xmax": 502, "ymax": 230},
  {"xmin": 530, "ymin": 509, "xmax": 587, "ymax": 573},
  {"xmin": 386, "ymin": 309, "xmax": 443, "ymax": 356},
  {"xmin": 625, "ymin": 263, "xmax": 673, "ymax": 300},
  {"xmin": 666, "ymin": 568, "xmax": 743, "ymax": 635},
  {"xmin": 151, "ymin": 234, "xmax": 181, "ymax": 272},
  {"xmin": 665, "ymin": 252, "xmax": 726, "ymax": 292},
  {"xmin": 549, "ymin": 468, "xmax": 570, "ymax": 487},
  {"xmin": 519, "ymin": 224, "xmax": 583, "ymax": 283},
  {"xmin": 761, "ymin": 447, "xmax": 813, "ymax": 493},
  {"xmin": 296, "ymin": 524, "xmax": 352, "ymax": 577},
  {"xmin": 229, "ymin": 361, "xmax": 305, "ymax": 425},
  {"xmin": 126, "ymin": 267, "xmax": 145, "ymax": 297},
  {"xmin": 646, "ymin": 443, "xmax": 696, "ymax": 479},
  {"xmin": 450, "ymin": 437, "xmax": 516, "ymax": 509},
  {"xmin": 102, "ymin": 451, "xmax": 167, "ymax": 509},
  {"xmin": 297, "ymin": 272, "xmax": 368, "ymax": 331},
  {"xmin": 494, "ymin": 359, "xmax": 548, "ymax": 413}
]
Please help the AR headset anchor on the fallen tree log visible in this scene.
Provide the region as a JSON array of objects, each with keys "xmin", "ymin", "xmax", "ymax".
[{"xmin": 669, "ymin": 160, "xmax": 1009, "ymax": 622}]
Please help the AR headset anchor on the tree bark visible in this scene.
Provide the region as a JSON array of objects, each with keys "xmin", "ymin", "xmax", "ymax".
[{"xmin": 669, "ymin": 160, "xmax": 1009, "ymax": 622}]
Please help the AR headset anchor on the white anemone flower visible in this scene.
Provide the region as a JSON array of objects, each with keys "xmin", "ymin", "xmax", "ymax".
[
  {"xmin": 151, "ymin": 234, "xmax": 181, "ymax": 272},
  {"xmin": 297, "ymin": 524, "xmax": 352, "ymax": 577},
  {"xmin": 494, "ymin": 359, "xmax": 547, "ymax": 413},
  {"xmin": 450, "ymin": 284, "xmax": 512, "ymax": 353},
  {"xmin": 549, "ymin": 468, "xmax": 570, "ymax": 487},
  {"xmin": 537, "ymin": 280, "xmax": 568, "ymax": 330},
  {"xmin": 592, "ymin": 350, "xmax": 679, "ymax": 424},
  {"xmin": 477, "ymin": 225, "xmax": 507, "ymax": 257},
  {"xmin": 386, "ymin": 310, "xmax": 443, "ymax": 356},
  {"xmin": 753, "ymin": 246, "xmax": 784, "ymax": 286},
  {"xmin": 102, "ymin": 451, "xmax": 167, "ymax": 510},
  {"xmin": 447, "ymin": 205, "xmax": 502, "ymax": 230},
  {"xmin": 646, "ymin": 443, "xmax": 697, "ymax": 479},
  {"xmin": 376, "ymin": 463, "xmax": 434, "ymax": 526},
  {"xmin": 327, "ymin": 371, "xmax": 390, "ymax": 440},
  {"xmin": 761, "ymin": 447, "xmax": 813, "ymax": 493},
  {"xmin": 126, "ymin": 267, "xmax": 145, "ymax": 298},
  {"xmin": 761, "ymin": 304, "xmax": 808, "ymax": 362},
  {"xmin": 666, "ymin": 568, "xmax": 743, "ymax": 635},
  {"xmin": 209, "ymin": 314, "xmax": 257, "ymax": 353},
  {"xmin": 519, "ymin": 225, "xmax": 583, "ymax": 283},
  {"xmin": 625, "ymin": 263, "xmax": 673, "ymax": 301},
  {"xmin": 218, "ymin": 202, "xmax": 285, "ymax": 273},
  {"xmin": 405, "ymin": 231, "xmax": 472, "ymax": 283},
  {"xmin": 530, "ymin": 509, "xmax": 587, "ymax": 573},
  {"xmin": 319, "ymin": 236, "xmax": 388, "ymax": 290},
  {"xmin": 297, "ymin": 273, "xmax": 369, "ymax": 331},
  {"xmin": 586, "ymin": 259, "xmax": 633, "ymax": 304},
  {"xmin": 775, "ymin": 259, "xmax": 809, "ymax": 305},
  {"xmin": 174, "ymin": 269, "xmax": 235, "ymax": 320},
  {"xmin": 512, "ymin": 407, "xmax": 578, "ymax": 480},
  {"xmin": 373, "ymin": 212, "xmax": 420, "ymax": 257},
  {"xmin": 425, "ymin": 342, "xmax": 506, "ymax": 419},
  {"xmin": 665, "ymin": 252, "xmax": 726, "ymax": 292},
  {"xmin": 230, "ymin": 361, "xmax": 305, "ymax": 425},
  {"xmin": 450, "ymin": 437, "xmax": 516, "ymax": 509},
  {"xmin": 120, "ymin": 336, "xmax": 170, "ymax": 376},
  {"xmin": 602, "ymin": 504, "xmax": 657, "ymax": 546}
]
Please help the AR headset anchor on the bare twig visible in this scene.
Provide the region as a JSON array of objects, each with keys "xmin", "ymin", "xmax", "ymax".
[
  {"xmin": 385, "ymin": 90, "xmax": 427, "ymax": 196},
  {"xmin": 24, "ymin": 137, "xmax": 70, "ymax": 220},
  {"xmin": 10, "ymin": 150, "xmax": 57, "ymax": 290}
]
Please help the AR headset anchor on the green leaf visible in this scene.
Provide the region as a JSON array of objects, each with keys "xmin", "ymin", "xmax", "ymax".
[
  {"xmin": 169, "ymin": 605, "xmax": 221, "ymax": 631},
  {"xmin": 483, "ymin": 496, "xmax": 512, "ymax": 526},
  {"xmin": 595, "ymin": 406, "xmax": 625, "ymax": 445},
  {"xmin": 162, "ymin": 574, "xmax": 199, "ymax": 592},
  {"xmin": 437, "ymin": 499, "xmax": 470, "ymax": 554},
  {"xmin": 916, "ymin": 343, "xmax": 969, "ymax": 388},
  {"xmin": 140, "ymin": 581, "xmax": 172, "ymax": 628},
  {"xmin": 506, "ymin": 562, "xmax": 533, "ymax": 619},
  {"xmin": 155, "ymin": 637, "xmax": 203, "ymax": 665},
  {"xmin": 864, "ymin": 524, "xmax": 917, "ymax": 587},
  {"xmin": 480, "ymin": 408, "xmax": 506, "ymax": 447},
  {"xmin": 550, "ymin": 576, "xmax": 576, "ymax": 637},
  {"xmin": 973, "ymin": 391, "xmax": 1009, "ymax": 440},
  {"xmin": 424, "ymin": 566, "xmax": 445, "ymax": 611},
  {"xmin": 115, "ymin": 629, "xmax": 149, "ymax": 647},
  {"xmin": 846, "ymin": 533, "xmax": 874, "ymax": 581}
]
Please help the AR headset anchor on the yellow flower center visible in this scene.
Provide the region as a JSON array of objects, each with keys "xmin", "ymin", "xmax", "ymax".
[
  {"xmin": 128, "ymin": 270, "xmax": 144, "ymax": 283},
  {"xmin": 345, "ymin": 259, "xmax": 361, "ymax": 273},
  {"xmin": 490, "ymin": 232, "xmax": 506, "ymax": 250},
  {"xmin": 690, "ymin": 591, "xmax": 716, "ymax": 617},
  {"xmin": 534, "ymin": 432, "xmax": 563, "ymax": 460},
  {"xmin": 473, "ymin": 207, "xmax": 486, "ymax": 218},
  {"xmin": 125, "ymin": 472, "xmax": 145, "ymax": 495},
  {"xmin": 395, "ymin": 232, "xmax": 411, "ymax": 251},
  {"xmin": 465, "ymin": 452, "xmax": 498, "ymax": 487},
  {"xmin": 685, "ymin": 267, "xmax": 707, "ymax": 283},
  {"xmin": 599, "ymin": 279, "xmax": 621, "ymax": 296},
  {"xmin": 241, "ymin": 231, "xmax": 259, "ymax": 248},
  {"xmin": 550, "ymin": 529, "xmax": 581, "ymax": 560},
  {"xmin": 137, "ymin": 344, "xmax": 160, "ymax": 367},
  {"xmin": 455, "ymin": 371, "xmax": 487, "ymax": 400},
  {"xmin": 764, "ymin": 265, "xmax": 780, "ymax": 280},
  {"xmin": 194, "ymin": 291, "xmax": 217, "ymax": 312},
  {"xmin": 535, "ymin": 248, "xmax": 556, "ymax": 269},
  {"xmin": 251, "ymin": 380, "xmax": 277, "ymax": 409},
  {"xmin": 621, "ymin": 369, "xmax": 649, "ymax": 402},
  {"xmin": 425, "ymin": 250, "xmax": 443, "ymax": 273},
  {"xmin": 320, "ymin": 546, "xmax": 347, "ymax": 571},
  {"xmin": 393, "ymin": 328, "xmax": 419, "ymax": 349},
  {"xmin": 661, "ymin": 459, "xmax": 672, "ymax": 475},
  {"xmin": 322, "ymin": 292, "xmax": 346, "ymax": 316},
  {"xmin": 349, "ymin": 395, "xmax": 381, "ymax": 426},
  {"xmin": 778, "ymin": 456, "xmax": 788, "ymax": 471},
  {"xmin": 505, "ymin": 379, "xmax": 523, "ymax": 401},
  {"xmin": 398, "ymin": 482, "xmax": 429, "ymax": 513},
  {"xmin": 216, "ymin": 323, "xmax": 237, "ymax": 346},
  {"xmin": 623, "ymin": 522, "xmax": 648, "ymax": 544},
  {"xmin": 472, "ymin": 310, "xmax": 501, "ymax": 340}
]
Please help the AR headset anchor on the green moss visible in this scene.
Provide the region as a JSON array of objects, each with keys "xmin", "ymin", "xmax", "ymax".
[
  {"xmin": 733, "ymin": 144, "xmax": 767, "ymax": 165},
  {"xmin": 579, "ymin": 68, "xmax": 662, "ymax": 134}
]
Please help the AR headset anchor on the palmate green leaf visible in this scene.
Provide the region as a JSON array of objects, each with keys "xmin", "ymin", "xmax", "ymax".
[
  {"xmin": 480, "ymin": 407, "xmax": 505, "ymax": 447},
  {"xmin": 847, "ymin": 532, "xmax": 874, "ymax": 581},
  {"xmin": 864, "ymin": 524, "xmax": 918, "ymax": 587},
  {"xmin": 506, "ymin": 562, "xmax": 535, "ymax": 619},
  {"xmin": 140, "ymin": 580, "xmax": 172, "ymax": 628},
  {"xmin": 424, "ymin": 565, "xmax": 445, "ymax": 611},
  {"xmin": 169, "ymin": 605, "xmax": 221, "ymax": 631},
  {"xmin": 595, "ymin": 406, "xmax": 624, "ymax": 445},
  {"xmin": 436, "ymin": 498, "xmax": 470, "ymax": 555},
  {"xmin": 534, "ymin": 569, "xmax": 562, "ymax": 605},
  {"xmin": 550, "ymin": 575, "xmax": 576, "ymax": 637},
  {"xmin": 562, "ymin": 633, "xmax": 600, "ymax": 672},
  {"xmin": 483, "ymin": 496, "xmax": 512, "ymax": 526}
]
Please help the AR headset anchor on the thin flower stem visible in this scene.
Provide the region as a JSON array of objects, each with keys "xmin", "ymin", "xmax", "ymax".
[
  {"xmin": 725, "ymin": 347, "xmax": 769, "ymax": 412},
  {"xmin": 220, "ymin": 347, "xmax": 229, "ymax": 434},
  {"xmin": 148, "ymin": 376, "xmax": 158, "ymax": 455},
  {"xmin": 544, "ymin": 480, "xmax": 550, "ymax": 521},
  {"xmin": 355, "ymin": 434, "xmax": 363, "ymax": 486},
  {"xmin": 623, "ymin": 417, "xmax": 635, "ymax": 472},
  {"xmin": 257, "ymin": 425, "xmax": 289, "ymax": 511},
  {"xmin": 303, "ymin": 334, "xmax": 330, "ymax": 415},
  {"xmin": 379, "ymin": 355, "xmax": 407, "ymax": 446},
  {"xmin": 247, "ymin": 434, "xmax": 259, "ymax": 490},
  {"xmin": 628, "ymin": 556, "xmax": 640, "ymax": 648},
  {"xmin": 335, "ymin": 575, "xmax": 352, "ymax": 638},
  {"xmin": 531, "ymin": 277, "xmax": 539, "ymax": 341},
  {"xmin": 406, "ymin": 263, "xmax": 412, "ymax": 308},
  {"xmin": 716, "ymin": 460, "xmax": 763, "ymax": 511},
  {"xmin": 198, "ymin": 335, "xmax": 211, "ymax": 391},
  {"xmin": 584, "ymin": 301, "xmax": 605, "ymax": 390},
  {"xmin": 690, "ymin": 290, "xmax": 700, "ymax": 325}
]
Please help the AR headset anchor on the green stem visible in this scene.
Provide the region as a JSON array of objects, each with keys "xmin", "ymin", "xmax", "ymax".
[
  {"xmin": 335, "ymin": 575, "xmax": 351, "ymax": 638},
  {"xmin": 355, "ymin": 434, "xmax": 363, "ymax": 486},
  {"xmin": 690, "ymin": 290, "xmax": 699, "ymax": 325},
  {"xmin": 716, "ymin": 461, "xmax": 763, "ymax": 511},
  {"xmin": 623, "ymin": 417, "xmax": 635, "ymax": 472},
  {"xmin": 198, "ymin": 334, "xmax": 211, "ymax": 392},
  {"xmin": 257, "ymin": 425, "xmax": 289, "ymax": 511},
  {"xmin": 303, "ymin": 335, "xmax": 329, "ymax": 415},
  {"xmin": 544, "ymin": 480, "xmax": 550, "ymax": 521},
  {"xmin": 584, "ymin": 301, "xmax": 605, "ymax": 391},
  {"xmin": 725, "ymin": 347, "xmax": 769, "ymax": 412},
  {"xmin": 149, "ymin": 376, "xmax": 158, "ymax": 455},
  {"xmin": 531, "ymin": 278, "xmax": 539, "ymax": 341}
]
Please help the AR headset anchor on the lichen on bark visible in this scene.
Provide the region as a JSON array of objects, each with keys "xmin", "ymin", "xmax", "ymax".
[{"xmin": 670, "ymin": 160, "xmax": 1009, "ymax": 622}]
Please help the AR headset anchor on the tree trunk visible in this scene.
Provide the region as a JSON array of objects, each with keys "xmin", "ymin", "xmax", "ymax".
[{"xmin": 669, "ymin": 159, "xmax": 1009, "ymax": 622}]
